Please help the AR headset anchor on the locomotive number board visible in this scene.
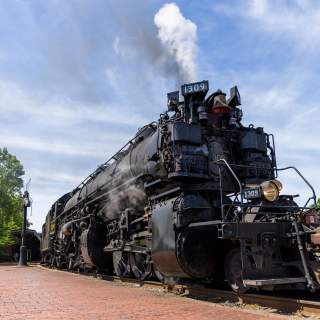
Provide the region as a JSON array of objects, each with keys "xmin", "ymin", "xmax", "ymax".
[
  {"xmin": 181, "ymin": 80, "xmax": 209, "ymax": 97},
  {"xmin": 243, "ymin": 187, "xmax": 261, "ymax": 199}
]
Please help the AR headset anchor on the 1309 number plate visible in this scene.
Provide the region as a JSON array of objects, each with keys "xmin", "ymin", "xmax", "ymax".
[
  {"xmin": 243, "ymin": 187, "xmax": 261, "ymax": 199},
  {"xmin": 181, "ymin": 80, "xmax": 209, "ymax": 96}
]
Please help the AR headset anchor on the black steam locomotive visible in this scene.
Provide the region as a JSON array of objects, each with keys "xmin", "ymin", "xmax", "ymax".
[{"xmin": 41, "ymin": 80, "xmax": 320, "ymax": 292}]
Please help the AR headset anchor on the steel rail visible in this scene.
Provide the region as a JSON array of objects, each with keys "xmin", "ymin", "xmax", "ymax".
[{"xmin": 179, "ymin": 286, "xmax": 320, "ymax": 318}]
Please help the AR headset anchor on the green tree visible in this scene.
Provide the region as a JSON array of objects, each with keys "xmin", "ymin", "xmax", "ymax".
[{"xmin": 0, "ymin": 147, "xmax": 24, "ymax": 250}]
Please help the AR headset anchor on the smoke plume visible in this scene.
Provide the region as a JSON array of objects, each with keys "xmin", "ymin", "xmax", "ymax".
[
  {"xmin": 154, "ymin": 3, "xmax": 198, "ymax": 83},
  {"xmin": 102, "ymin": 184, "xmax": 146, "ymax": 221}
]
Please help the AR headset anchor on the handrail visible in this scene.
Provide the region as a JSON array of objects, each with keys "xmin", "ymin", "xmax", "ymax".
[
  {"xmin": 216, "ymin": 159, "xmax": 244, "ymax": 221},
  {"xmin": 267, "ymin": 133, "xmax": 277, "ymax": 174},
  {"xmin": 215, "ymin": 161, "xmax": 317, "ymax": 218},
  {"xmin": 216, "ymin": 159, "xmax": 243, "ymax": 204},
  {"xmin": 276, "ymin": 166, "xmax": 317, "ymax": 207}
]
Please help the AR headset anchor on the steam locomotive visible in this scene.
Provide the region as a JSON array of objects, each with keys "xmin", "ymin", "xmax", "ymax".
[{"xmin": 41, "ymin": 80, "xmax": 320, "ymax": 292}]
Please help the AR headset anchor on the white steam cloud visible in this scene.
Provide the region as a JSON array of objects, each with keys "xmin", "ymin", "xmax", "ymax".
[{"xmin": 154, "ymin": 3, "xmax": 198, "ymax": 83}]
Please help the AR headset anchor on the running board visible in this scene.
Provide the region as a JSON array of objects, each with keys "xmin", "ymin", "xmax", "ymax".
[{"xmin": 243, "ymin": 277, "xmax": 307, "ymax": 287}]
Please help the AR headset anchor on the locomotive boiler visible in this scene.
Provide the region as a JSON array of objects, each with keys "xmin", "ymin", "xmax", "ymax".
[{"xmin": 41, "ymin": 80, "xmax": 320, "ymax": 292}]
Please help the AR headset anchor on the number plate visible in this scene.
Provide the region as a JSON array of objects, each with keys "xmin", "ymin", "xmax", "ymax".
[
  {"xmin": 181, "ymin": 80, "xmax": 209, "ymax": 97},
  {"xmin": 243, "ymin": 187, "xmax": 261, "ymax": 199}
]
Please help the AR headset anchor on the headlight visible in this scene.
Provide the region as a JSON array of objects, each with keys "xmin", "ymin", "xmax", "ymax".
[{"xmin": 260, "ymin": 180, "xmax": 282, "ymax": 202}]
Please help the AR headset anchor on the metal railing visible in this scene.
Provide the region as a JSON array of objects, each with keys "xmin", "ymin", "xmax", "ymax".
[{"xmin": 215, "ymin": 159, "xmax": 317, "ymax": 222}]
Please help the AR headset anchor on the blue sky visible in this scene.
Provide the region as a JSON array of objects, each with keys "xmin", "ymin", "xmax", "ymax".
[{"xmin": 0, "ymin": 0, "xmax": 319, "ymax": 231}]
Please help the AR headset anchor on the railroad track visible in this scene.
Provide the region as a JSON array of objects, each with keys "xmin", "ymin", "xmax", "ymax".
[{"xmin": 36, "ymin": 264, "xmax": 320, "ymax": 318}]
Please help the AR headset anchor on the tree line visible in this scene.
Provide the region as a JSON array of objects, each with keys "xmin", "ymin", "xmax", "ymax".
[{"xmin": 0, "ymin": 147, "xmax": 24, "ymax": 252}]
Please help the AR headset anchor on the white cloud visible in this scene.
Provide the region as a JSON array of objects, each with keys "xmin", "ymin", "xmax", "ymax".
[
  {"xmin": 112, "ymin": 36, "xmax": 134, "ymax": 58},
  {"xmin": 1, "ymin": 134, "xmax": 114, "ymax": 157},
  {"xmin": 112, "ymin": 36, "xmax": 122, "ymax": 56},
  {"xmin": 214, "ymin": 0, "xmax": 320, "ymax": 52},
  {"xmin": 28, "ymin": 190, "xmax": 65, "ymax": 231},
  {"xmin": 0, "ymin": 81, "xmax": 149, "ymax": 128},
  {"xmin": 30, "ymin": 170, "xmax": 81, "ymax": 185}
]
